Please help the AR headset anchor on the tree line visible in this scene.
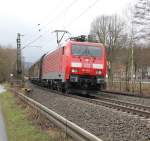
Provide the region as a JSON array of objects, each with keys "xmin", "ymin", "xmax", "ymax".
[
  {"xmin": 0, "ymin": 46, "xmax": 16, "ymax": 82},
  {"xmin": 90, "ymin": 0, "xmax": 150, "ymax": 81}
]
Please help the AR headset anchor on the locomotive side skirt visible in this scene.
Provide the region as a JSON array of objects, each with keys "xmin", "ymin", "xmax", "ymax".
[{"xmin": 42, "ymin": 72, "xmax": 65, "ymax": 82}]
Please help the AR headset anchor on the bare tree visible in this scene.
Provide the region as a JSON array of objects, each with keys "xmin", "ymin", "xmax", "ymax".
[
  {"xmin": 132, "ymin": 0, "xmax": 150, "ymax": 41},
  {"xmin": 90, "ymin": 15, "xmax": 125, "ymax": 79},
  {"xmin": 90, "ymin": 15, "xmax": 110, "ymax": 44},
  {"xmin": 124, "ymin": 0, "xmax": 150, "ymax": 81}
]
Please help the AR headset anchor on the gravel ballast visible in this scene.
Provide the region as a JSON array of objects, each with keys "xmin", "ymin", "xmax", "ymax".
[{"xmin": 28, "ymin": 84, "xmax": 150, "ymax": 141}]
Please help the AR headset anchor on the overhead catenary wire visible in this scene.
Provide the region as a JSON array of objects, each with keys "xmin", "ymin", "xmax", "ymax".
[
  {"xmin": 65, "ymin": 0, "xmax": 99, "ymax": 28},
  {"xmin": 22, "ymin": 0, "xmax": 79, "ymax": 49},
  {"xmin": 22, "ymin": 0, "xmax": 99, "ymax": 49},
  {"xmin": 22, "ymin": 35, "xmax": 42, "ymax": 49},
  {"xmin": 23, "ymin": 0, "xmax": 78, "ymax": 41},
  {"xmin": 41, "ymin": 0, "xmax": 79, "ymax": 29},
  {"xmin": 22, "ymin": 0, "xmax": 65, "ymax": 38}
]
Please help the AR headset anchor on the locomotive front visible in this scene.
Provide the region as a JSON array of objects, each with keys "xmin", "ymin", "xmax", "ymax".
[{"xmin": 66, "ymin": 41, "xmax": 107, "ymax": 91}]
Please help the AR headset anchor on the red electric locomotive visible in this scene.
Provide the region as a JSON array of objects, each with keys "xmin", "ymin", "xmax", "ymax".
[{"xmin": 29, "ymin": 35, "xmax": 107, "ymax": 94}]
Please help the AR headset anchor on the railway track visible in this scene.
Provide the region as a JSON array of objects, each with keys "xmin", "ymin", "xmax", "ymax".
[
  {"xmin": 30, "ymin": 84, "xmax": 150, "ymax": 119},
  {"xmin": 91, "ymin": 96, "xmax": 150, "ymax": 118},
  {"xmin": 63, "ymin": 92, "xmax": 150, "ymax": 119},
  {"xmin": 101, "ymin": 90, "xmax": 150, "ymax": 99},
  {"xmin": 13, "ymin": 90, "xmax": 103, "ymax": 141}
]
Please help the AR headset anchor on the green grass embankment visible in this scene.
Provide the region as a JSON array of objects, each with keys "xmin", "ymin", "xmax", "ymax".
[{"xmin": 0, "ymin": 91, "xmax": 71, "ymax": 141}]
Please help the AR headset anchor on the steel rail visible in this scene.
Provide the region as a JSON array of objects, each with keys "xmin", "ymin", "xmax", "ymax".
[
  {"xmin": 14, "ymin": 91, "xmax": 103, "ymax": 141},
  {"xmin": 88, "ymin": 98, "xmax": 150, "ymax": 118},
  {"xmin": 101, "ymin": 90, "xmax": 150, "ymax": 99},
  {"xmin": 96, "ymin": 96, "xmax": 150, "ymax": 112}
]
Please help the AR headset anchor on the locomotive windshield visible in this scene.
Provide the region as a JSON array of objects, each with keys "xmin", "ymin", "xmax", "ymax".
[{"xmin": 72, "ymin": 45, "xmax": 102, "ymax": 57}]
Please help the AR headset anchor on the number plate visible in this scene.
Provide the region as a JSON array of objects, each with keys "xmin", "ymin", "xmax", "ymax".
[{"xmin": 83, "ymin": 63, "xmax": 91, "ymax": 68}]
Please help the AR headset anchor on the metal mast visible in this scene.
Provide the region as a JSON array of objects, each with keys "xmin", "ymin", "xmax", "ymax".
[{"xmin": 16, "ymin": 33, "xmax": 22, "ymax": 81}]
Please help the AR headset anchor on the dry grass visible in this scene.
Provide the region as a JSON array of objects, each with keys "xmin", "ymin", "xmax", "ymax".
[{"xmin": 106, "ymin": 81, "xmax": 150, "ymax": 96}]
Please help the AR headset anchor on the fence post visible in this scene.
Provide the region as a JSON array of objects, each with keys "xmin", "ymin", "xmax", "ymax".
[{"xmin": 139, "ymin": 80, "xmax": 142, "ymax": 95}]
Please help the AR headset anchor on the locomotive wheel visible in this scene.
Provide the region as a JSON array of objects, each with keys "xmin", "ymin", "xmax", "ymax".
[
  {"xmin": 57, "ymin": 85, "xmax": 62, "ymax": 92},
  {"xmin": 52, "ymin": 85, "xmax": 55, "ymax": 90},
  {"xmin": 65, "ymin": 88, "xmax": 71, "ymax": 94}
]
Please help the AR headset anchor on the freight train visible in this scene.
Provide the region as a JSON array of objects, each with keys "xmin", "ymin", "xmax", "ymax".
[{"xmin": 29, "ymin": 35, "xmax": 107, "ymax": 94}]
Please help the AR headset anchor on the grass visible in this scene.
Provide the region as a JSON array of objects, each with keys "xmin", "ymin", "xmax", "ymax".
[{"xmin": 0, "ymin": 91, "xmax": 70, "ymax": 141}]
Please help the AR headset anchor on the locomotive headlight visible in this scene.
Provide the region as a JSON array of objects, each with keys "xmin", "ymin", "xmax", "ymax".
[
  {"xmin": 93, "ymin": 64, "xmax": 103, "ymax": 69},
  {"xmin": 72, "ymin": 68, "xmax": 79, "ymax": 73},
  {"xmin": 96, "ymin": 70, "xmax": 102, "ymax": 75}
]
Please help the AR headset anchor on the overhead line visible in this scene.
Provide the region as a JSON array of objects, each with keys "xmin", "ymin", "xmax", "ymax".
[
  {"xmin": 22, "ymin": 35, "xmax": 42, "ymax": 50},
  {"xmin": 22, "ymin": 0, "xmax": 78, "ymax": 49},
  {"xmin": 65, "ymin": 0, "xmax": 99, "ymax": 28},
  {"xmin": 22, "ymin": 0, "xmax": 65, "ymax": 38},
  {"xmin": 41, "ymin": 0, "xmax": 78, "ymax": 29},
  {"xmin": 22, "ymin": 0, "xmax": 99, "ymax": 49}
]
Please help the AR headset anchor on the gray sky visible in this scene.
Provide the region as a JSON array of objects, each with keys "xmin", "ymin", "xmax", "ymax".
[{"xmin": 0, "ymin": 0, "xmax": 137, "ymax": 62}]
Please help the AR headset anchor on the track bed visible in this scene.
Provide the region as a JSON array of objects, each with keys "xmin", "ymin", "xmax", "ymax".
[{"xmin": 27, "ymin": 83, "xmax": 150, "ymax": 141}]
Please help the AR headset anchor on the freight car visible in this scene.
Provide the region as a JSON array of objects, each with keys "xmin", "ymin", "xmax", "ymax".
[{"xmin": 29, "ymin": 36, "xmax": 107, "ymax": 94}]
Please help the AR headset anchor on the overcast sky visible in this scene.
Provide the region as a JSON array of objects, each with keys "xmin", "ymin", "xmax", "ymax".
[{"xmin": 0, "ymin": 0, "xmax": 137, "ymax": 62}]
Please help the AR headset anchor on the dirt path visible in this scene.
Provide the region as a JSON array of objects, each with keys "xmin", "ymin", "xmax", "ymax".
[
  {"xmin": 0, "ymin": 85, "xmax": 6, "ymax": 93},
  {"xmin": 0, "ymin": 108, "xmax": 8, "ymax": 141}
]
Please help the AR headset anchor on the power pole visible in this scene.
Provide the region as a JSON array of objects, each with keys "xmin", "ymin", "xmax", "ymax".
[
  {"xmin": 16, "ymin": 33, "xmax": 22, "ymax": 81},
  {"xmin": 131, "ymin": 41, "xmax": 134, "ymax": 81}
]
